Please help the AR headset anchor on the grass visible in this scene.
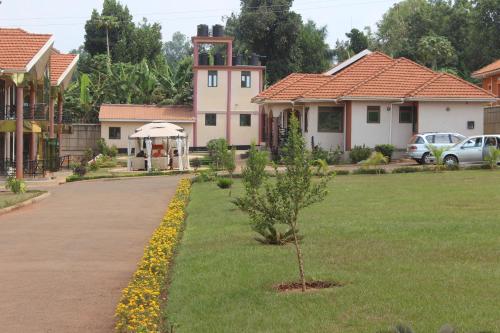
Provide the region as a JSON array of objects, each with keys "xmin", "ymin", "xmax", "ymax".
[
  {"xmin": 164, "ymin": 171, "xmax": 500, "ymax": 333},
  {"xmin": 0, "ymin": 190, "xmax": 45, "ymax": 209}
]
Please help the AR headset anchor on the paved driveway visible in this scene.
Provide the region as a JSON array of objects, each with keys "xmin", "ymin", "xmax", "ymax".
[{"xmin": 0, "ymin": 176, "xmax": 182, "ymax": 333}]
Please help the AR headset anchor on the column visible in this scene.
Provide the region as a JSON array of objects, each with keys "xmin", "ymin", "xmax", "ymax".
[
  {"xmin": 49, "ymin": 94, "xmax": 55, "ymax": 139},
  {"xmin": 15, "ymin": 86, "xmax": 23, "ymax": 179},
  {"xmin": 57, "ymin": 92, "xmax": 63, "ymax": 140},
  {"xmin": 29, "ymin": 83, "xmax": 37, "ymax": 161}
]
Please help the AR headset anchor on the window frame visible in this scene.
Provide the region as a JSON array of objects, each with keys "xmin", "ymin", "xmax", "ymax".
[
  {"xmin": 205, "ymin": 113, "xmax": 217, "ymax": 126},
  {"xmin": 317, "ymin": 106, "xmax": 344, "ymax": 133},
  {"xmin": 239, "ymin": 114, "xmax": 251, "ymax": 127},
  {"xmin": 467, "ymin": 121, "xmax": 475, "ymax": 130},
  {"xmin": 108, "ymin": 127, "xmax": 121, "ymax": 140},
  {"xmin": 399, "ymin": 106, "xmax": 413, "ymax": 124},
  {"xmin": 366, "ymin": 106, "xmax": 381, "ymax": 124},
  {"xmin": 208, "ymin": 70, "xmax": 218, "ymax": 87},
  {"xmin": 241, "ymin": 71, "xmax": 251, "ymax": 88},
  {"xmin": 304, "ymin": 107, "xmax": 309, "ymax": 133}
]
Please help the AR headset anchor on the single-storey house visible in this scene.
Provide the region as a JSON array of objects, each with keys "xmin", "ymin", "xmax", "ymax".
[
  {"xmin": 99, "ymin": 104, "xmax": 194, "ymax": 153},
  {"xmin": 253, "ymin": 51, "xmax": 498, "ymax": 151}
]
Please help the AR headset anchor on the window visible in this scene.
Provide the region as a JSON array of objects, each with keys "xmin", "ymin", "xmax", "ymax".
[
  {"xmin": 318, "ymin": 106, "xmax": 343, "ymax": 133},
  {"xmin": 451, "ymin": 135, "xmax": 465, "ymax": 144},
  {"xmin": 304, "ymin": 107, "xmax": 309, "ymax": 132},
  {"xmin": 241, "ymin": 71, "xmax": 251, "ymax": 88},
  {"xmin": 410, "ymin": 135, "xmax": 424, "ymax": 144},
  {"xmin": 399, "ymin": 106, "xmax": 413, "ymax": 123},
  {"xmin": 367, "ymin": 106, "xmax": 380, "ymax": 123},
  {"xmin": 462, "ymin": 137, "xmax": 482, "ymax": 149},
  {"xmin": 485, "ymin": 137, "xmax": 497, "ymax": 147},
  {"xmin": 208, "ymin": 71, "xmax": 218, "ymax": 87},
  {"xmin": 205, "ymin": 113, "xmax": 216, "ymax": 126},
  {"xmin": 425, "ymin": 135, "xmax": 435, "ymax": 143},
  {"xmin": 434, "ymin": 134, "xmax": 452, "ymax": 144},
  {"xmin": 240, "ymin": 114, "xmax": 251, "ymax": 126},
  {"xmin": 109, "ymin": 127, "xmax": 121, "ymax": 140},
  {"xmin": 467, "ymin": 121, "xmax": 475, "ymax": 130}
]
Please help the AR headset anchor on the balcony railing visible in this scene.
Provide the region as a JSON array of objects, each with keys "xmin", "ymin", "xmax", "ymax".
[
  {"xmin": 0, "ymin": 155, "xmax": 71, "ymax": 177},
  {"xmin": 0, "ymin": 104, "xmax": 49, "ymax": 121}
]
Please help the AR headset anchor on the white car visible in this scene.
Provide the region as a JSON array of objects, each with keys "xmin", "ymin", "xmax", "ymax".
[
  {"xmin": 407, "ymin": 133, "xmax": 465, "ymax": 164},
  {"xmin": 442, "ymin": 135, "xmax": 500, "ymax": 166}
]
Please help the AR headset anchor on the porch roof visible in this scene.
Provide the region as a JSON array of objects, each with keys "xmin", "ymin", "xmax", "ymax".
[
  {"xmin": 99, "ymin": 104, "xmax": 195, "ymax": 123},
  {"xmin": 50, "ymin": 49, "xmax": 79, "ymax": 87},
  {"xmin": 254, "ymin": 52, "xmax": 497, "ymax": 103},
  {"xmin": 472, "ymin": 60, "xmax": 500, "ymax": 79},
  {"xmin": 0, "ymin": 28, "xmax": 53, "ymax": 73}
]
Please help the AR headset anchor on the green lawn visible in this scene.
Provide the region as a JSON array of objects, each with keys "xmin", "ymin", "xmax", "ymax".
[
  {"xmin": 0, "ymin": 191, "xmax": 44, "ymax": 209},
  {"xmin": 164, "ymin": 171, "xmax": 500, "ymax": 333}
]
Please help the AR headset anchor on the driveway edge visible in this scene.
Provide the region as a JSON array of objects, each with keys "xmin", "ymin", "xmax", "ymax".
[{"xmin": 0, "ymin": 192, "xmax": 50, "ymax": 216}]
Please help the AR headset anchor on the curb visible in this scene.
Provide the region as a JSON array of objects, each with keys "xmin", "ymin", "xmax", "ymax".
[{"xmin": 0, "ymin": 192, "xmax": 50, "ymax": 216}]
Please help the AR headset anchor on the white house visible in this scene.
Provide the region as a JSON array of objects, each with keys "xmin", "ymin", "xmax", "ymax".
[{"xmin": 253, "ymin": 51, "xmax": 498, "ymax": 152}]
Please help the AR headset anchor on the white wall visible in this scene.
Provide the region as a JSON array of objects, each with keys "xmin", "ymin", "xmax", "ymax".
[
  {"xmin": 196, "ymin": 113, "xmax": 227, "ymax": 147},
  {"xmin": 418, "ymin": 101, "xmax": 484, "ymax": 136},
  {"xmin": 101, "ymin": 121, "xmax": 194, "ymax": 150},
  {"xmin": 231, "ymin": 70, "xmax": 260, "ymax": 112},
  {"xmin": 196, "ymin": 69, "xmax": 228, "ymax": 112},
  {"xmin": 303, "ymin": 104, "xmax": 344, "ymax": 150},
  {"xmin": 230, "ymin": 113, "xmax": 259, "ymax": 146}
]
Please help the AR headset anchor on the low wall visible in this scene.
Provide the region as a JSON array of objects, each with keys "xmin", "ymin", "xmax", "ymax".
[{"xmin": 60, "ymin": 124, "xmax": 101, "ymax": 157}]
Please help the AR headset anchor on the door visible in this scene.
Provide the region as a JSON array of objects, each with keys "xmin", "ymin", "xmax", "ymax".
[
  {"xmin": 482, "ymin": 136, "xmax": 498, "ymax": 160},
  {"xmin": 459, "ymin": 137, "xmax": 483, "ymax": 162}
]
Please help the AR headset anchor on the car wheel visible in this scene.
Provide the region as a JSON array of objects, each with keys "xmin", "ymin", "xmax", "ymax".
[
  {"xmin": 420, "ymin": 152, "xmax": 432, "ymax": 165},
  {"xmin": 443, "ymin": 155, "xmax": 458, "ymax": 166}
]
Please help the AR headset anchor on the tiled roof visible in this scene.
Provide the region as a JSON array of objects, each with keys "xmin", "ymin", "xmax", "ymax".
[
  {"xmin": 472, "ymin": 60, "xmax": 500, "ymax": 78},
  {"xmin": 99, "ymin": 104, "xmax": 194, "ymax": 122},
  {"xmin": 255, "ymin": 52, "xmax": 496, "ymax": 102},
  {"xmin": 50, "ymin": 49, "xmax": 78, "ymax": 86},
  {"xmin": 0, "ymin": 28, "xmax": 53, "ymax": 72}
]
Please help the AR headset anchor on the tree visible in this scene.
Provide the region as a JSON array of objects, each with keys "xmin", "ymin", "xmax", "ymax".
[
  {"xmin": 417, "ymin": 35, "xmax": 457, "ymax": 70},
  {"xmin": 238, "ymin": 115, "xmax": 331, "ymax": 291},
  {"xmin": 346, "ymin": 28, "xmax": 369, "ymax": 54},
  {"xmin": 164, "ymin": 32, "xmax": 192, "ymax": 68},
  {"xmin": 296, "ymin": 20, "xmax": 333, "ymax": 73}
]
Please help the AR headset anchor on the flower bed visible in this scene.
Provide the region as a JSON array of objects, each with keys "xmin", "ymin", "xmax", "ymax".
[{"xmin": 115, "ymin": 178, "xmax": 191, "ymax": 332}]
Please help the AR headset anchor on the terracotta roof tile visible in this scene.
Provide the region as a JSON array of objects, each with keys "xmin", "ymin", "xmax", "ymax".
[
  {"xmin": 99, "ymin": 104, "xmax": 194, "ymax": 122},
  {"xmin": 256, "ymin": 51, "xmax": 496, "ymax": 102},
  {"xmin": 50, "ymin": 49, "xmax": 78, "ymax": 86},
  {"xmin": 0, "ymin": 28, "xmax": 53, "ymax": 72},
  {"xmin": 472, "ymin": 59, "xmax": 500, "ymax": 78}
]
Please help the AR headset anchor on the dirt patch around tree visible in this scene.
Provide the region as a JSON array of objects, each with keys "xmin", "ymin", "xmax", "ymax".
[{"xmin": 274, "ymin": 280, "xmax": 342, "ymax": 293}]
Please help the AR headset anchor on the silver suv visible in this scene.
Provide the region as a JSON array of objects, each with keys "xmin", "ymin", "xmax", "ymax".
[
  {"xmin": 442, "ymin": 135, "xmax": 500, "ymax": 166},
  {"xmin": 407, "ymin": 133, "xmax": 465, "ymax": 164}
]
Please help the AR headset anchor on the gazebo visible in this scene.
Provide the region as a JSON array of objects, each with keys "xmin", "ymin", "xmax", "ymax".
[{"xmin": 127, "ymin": 122, "xmax": 190, "ymax": 172}]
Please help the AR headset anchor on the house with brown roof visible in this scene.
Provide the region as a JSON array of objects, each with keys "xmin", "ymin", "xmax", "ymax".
[
  {"xmin": 1, "ymin": 28, "xmax": 78, "ymax": 178},
  {"xmin": 472, "ymin": 59, "xmax": 500, "ymax": 100},
  {"xmin": 253, "ymin": 51, "xmax": 497, "ymax": 153},
  {"xmin": 99, "ymin": 104, "xmax": 195, "ymax": 153}
]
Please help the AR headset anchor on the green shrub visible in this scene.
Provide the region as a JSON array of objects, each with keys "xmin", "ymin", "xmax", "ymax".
[
  {"xmin": 484, "ymin": 146, "xmax": 500, "ymax": 169},
  {"xmin": 194, "ymin": 169, "xmax": 216, "ymax": 182},
  {"xmin": 360, "ymin": 152, "xmax": 388, "ymax": 172},
  {"xmin": 350, "ymin": 145, "xmax": 372, "ymax": 164},
  {"xmin": 107, "ymin": 145, "xmax": 118, "ymax": 157},
  {"xmin": 311, "ymin": 145, "xmax": 343, "ymax": 165},
  {"xmin": 392, "ymin": 166, "xmax": 422, "ymax": 174},
  {"xmin": 465, "ymin": 164, "xmax": 491, "ymax": 170},
  {"xmin": 88, "ymin": 161, "xmax": 99, "ymax": 171},
  {"xmin": 73, "ymin": 165, "xmax": 87, "ymax": 177},
  {"xmin": 191, "ymin": 157, "xmax": 202, "ymax": 171},
  {"xmin": 217, "ymin": 177, "xmax": 233, "ymax": 189},
  {"xmin": 95, "ymin": 138, "xmax": 118, "ymax": 157},
  {"xmin": 207, "ymin": 138, "xmax": 228, "ymax": 170},
  {"xmin": 5, "ymin": 176, "xmax": 27, "ymax": 194},
  {"xmin": 95, "ymin": 155, "xmax": 117, "ymax": 168},
  {"xmin": 375, "ymin": 144, "xmax": 395, "ymax": 162},
  {"xmin": 353, "ymin": 168, "xmax": 387, "ymax": 175},
  {"xmin": 333, "ymin": 169, "xmax": 350, "ymax": 176}
]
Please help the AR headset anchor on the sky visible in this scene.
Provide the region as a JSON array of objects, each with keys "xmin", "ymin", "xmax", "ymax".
[{"xmin": 0, "ymin": 0, "xmax": 400, "ymax": 52}]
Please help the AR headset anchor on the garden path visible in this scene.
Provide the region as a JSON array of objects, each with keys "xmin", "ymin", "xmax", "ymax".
[{"xmin": 0, "ymin": 175, "xmax": 182, "ymax": 333}]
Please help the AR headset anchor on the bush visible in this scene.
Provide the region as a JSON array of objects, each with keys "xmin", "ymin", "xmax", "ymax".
[
  {"xmin": 95, "ymin": 155, "xmax": 117, "ymax": 168},
  {"xmin": 465, "ymin": 164, "xmax": 491, "ymax": 170},
  {"xmin": 5, "ymin": 176, "xmax": 27, "ymax": 194},
  {"xmin": 107, "ymin": 145, "xmax": 118, "ymax": 157},
  {"xmin": 332, "ymin": 169, "xmax": 350, "ymax": 176},
  {"xmin": 207, "ymin": 138, "xmax": 228, "ymax": 170},
  {"xmin": 311, "ymin": 145, "xmax": 343, "ymax": 165},
  {"xmin": 191, "ymin": 157, "xmax": 202, "ymax": 171},
  {"xmin": 353, "ymin": 168, "xmax": 387, "ymax": 175},
  {"xmin": 375, "ymin": 144, "xmax": 395, "ymax": 162},
  {"xmin": 87, "ymin": 161, "xmax": 99, "ymax": 171},
  {"xmin": 83, "ymin": 148, "xmax": 94, "ymax": 163},
  {"xmin": 217, "ymin": 177, "xmax": 233, "ymax": 189},
  {"xmin": 392, "ymin": 166, "xmax": 422, "ymax": 174},
  {"xmin": 95, "ymin": 138, "xmax": 118, "ymax": 157},
  {"xmin": 194, "ymin": 169, "xmax": 216, "ymax": 183},
  {"xmin": 73, "ymin": 165, "xmax": 87, "ymax": 177},
  {"xmin": 350, "ymin": 145, "xmax": 372, "ymax": 164}
]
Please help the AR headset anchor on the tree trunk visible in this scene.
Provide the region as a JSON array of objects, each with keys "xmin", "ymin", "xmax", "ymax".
[{"xmin": 290, "ymin": 218, "xmax": 306, "ymax": 292}]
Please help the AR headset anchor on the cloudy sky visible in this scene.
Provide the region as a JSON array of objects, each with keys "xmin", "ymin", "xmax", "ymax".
[{"xmin": 0, "ymin": 0, "xmax": 399, "ymax": 52}]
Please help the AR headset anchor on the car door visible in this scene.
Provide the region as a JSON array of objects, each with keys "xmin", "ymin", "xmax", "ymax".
[
  {"xmin": 434, "ymin": 134, "xmax": 452, "ymax": 148},
  {"xmin": 459, "ymin": 137, "xmax": 483, "ymax": 163}
]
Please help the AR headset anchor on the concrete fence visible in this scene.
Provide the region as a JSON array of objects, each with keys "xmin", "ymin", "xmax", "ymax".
[{"xmin": 60, "ymin": 124, "xmax": 101, "ymax": 158}]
